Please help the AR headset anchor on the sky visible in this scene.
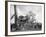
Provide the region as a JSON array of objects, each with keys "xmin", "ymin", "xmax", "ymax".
[{"xmin": 10, "ymin": 5, "xmax": 42, "ymax": 24}]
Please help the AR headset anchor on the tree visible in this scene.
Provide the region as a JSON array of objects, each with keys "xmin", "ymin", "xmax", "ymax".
[{"xmin": 28, "ymin": 11, "xmax": 36, "ymax": 24}]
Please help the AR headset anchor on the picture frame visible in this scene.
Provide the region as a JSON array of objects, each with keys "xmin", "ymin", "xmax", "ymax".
[{"xmin": 5, "ymin": 1, "xmax": 45, "ymax": 36}]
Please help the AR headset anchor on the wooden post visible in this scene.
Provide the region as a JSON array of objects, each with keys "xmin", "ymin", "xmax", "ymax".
[{"xmin": 14, "ymin": 5, "xmax": 17, "ymax": 28}]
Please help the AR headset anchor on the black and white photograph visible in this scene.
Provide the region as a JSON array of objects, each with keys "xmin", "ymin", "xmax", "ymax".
[
  {"xmin": 5, "ymin": 1, "xmax": 45, "ymax": 35},
  {"xmin": 11, "ymin": 5, "xmax": 42, "ymax": 32}
]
